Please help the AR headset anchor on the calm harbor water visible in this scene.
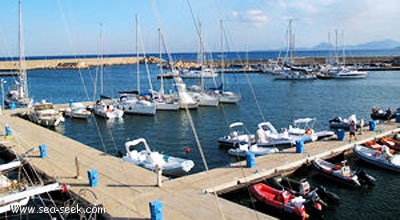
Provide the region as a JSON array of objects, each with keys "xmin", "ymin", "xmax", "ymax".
[{"xmin": 3, "ymin": 50, "xmax": 400, "ymax": 219}]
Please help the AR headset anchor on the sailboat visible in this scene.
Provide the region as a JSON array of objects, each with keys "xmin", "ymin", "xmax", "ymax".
[
  {"xmin": 318, "ymin": 30, "xmax": 368, "ymax": 79},
  {"xmin": 208, "ymin": 20, "xmax": 241, "ymax": 104},
  {"xmin": 5, "ymin": 0, "xmax": 33, "ymax": 108},
  {"xmin": 0, "ymin": 159, "xmax": 64, "ymax": 214},
  {"xmin": 186, "ymin": 22, "xmax": 219, "ymax": 107},
  {"xmin": 114, "ymin": 14, "xmax": 156, "ymax": 115},
  {"xmin": 92, "ymin": 23, "xmax": 124, "ymax": 119},
  {"xmin": 274, "ymin": 19, "xmax": 316, "ymax": 80},
  {"xmin": 153, "ymin": 29, "xmax": 180, "ymax": 111}
]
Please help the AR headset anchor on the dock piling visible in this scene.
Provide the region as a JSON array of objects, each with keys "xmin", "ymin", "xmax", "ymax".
[
  {"xmin": 75, "ymin": 156, "xmax": 81, "ymax": 179},
  {"xmin": 156, "ymin": 165, "xmax": 162, "ymax": 187}
]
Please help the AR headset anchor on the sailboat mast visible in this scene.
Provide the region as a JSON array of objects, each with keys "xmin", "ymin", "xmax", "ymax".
[
  {"xmin": 18, "ymin": 0, "xmax": 28, "ymax": 99},
  {"xmin": 136, "ymin": 14, "xmax": 140, "ymax": 94},
  {"xmin": 99, "ymin": 22, "xmax": 104, "ymax": 95}
]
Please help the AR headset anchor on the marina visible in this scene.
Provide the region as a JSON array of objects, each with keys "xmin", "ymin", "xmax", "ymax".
[
  {"xmin": 1, "ymin": 107, "xmax": 400, "ymax": 219},
  {"xmin": 0, "ymin": 54, "xmax": 398, "ymax": 219}
]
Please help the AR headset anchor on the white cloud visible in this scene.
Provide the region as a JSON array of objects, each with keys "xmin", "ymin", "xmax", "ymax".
[{"xmin": 232, "ymin": 9, "xmax": 269, "ymax": 28}]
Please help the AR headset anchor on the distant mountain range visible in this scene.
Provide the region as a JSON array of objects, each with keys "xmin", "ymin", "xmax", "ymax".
[{"xmin": 310, "ymin": 39, "xmax": 400, "ymax": 50}]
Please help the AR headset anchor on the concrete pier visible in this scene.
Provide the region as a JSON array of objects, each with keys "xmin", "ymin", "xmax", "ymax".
[{"xmin": 0, "ymin": 108, "xmax": 399, "ymax": 219}]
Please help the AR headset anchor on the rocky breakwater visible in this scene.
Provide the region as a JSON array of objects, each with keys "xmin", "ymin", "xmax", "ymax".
[{"xmin": 0, "ymin": 56, "xmax": 164, "ymax": 70}]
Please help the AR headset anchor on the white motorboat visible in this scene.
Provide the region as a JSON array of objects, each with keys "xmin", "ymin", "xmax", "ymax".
[
  {"xmin": 274, "ymin": 70, "xmax": 316, "ymax": 80},
  {"xmin": 122, "ymin": 138, "xmax": 195, "ymax": 177},
  {"xmin": 64, "ymin": 102, "xmax": 91, "ymax": 119},
  {"xmin": 114, "ymin": 92, "xmax": 156, "ymax": 115},
  {"xmin": 154, "ymin": 96, "xmax": 180, "ymax": 111},
  {"xmin": 93, "ymin": 100, "xmax": 124, "ymax": 119},
  {"xmin": 228, "ymin": 142, "xmax": 278, "ymax": 157},
  {"xmin": 218, "ymin": 122, "xmax": 256, "ymax": 148},
  {"xmin": 320, "ymin": 65, "xmax": 368, "ymax": 79},
  {"xmin": 288, "ymin": 118, "xmax": 335, "ymax": 141},
  {"xmin": 353, "ymin": 145, "xmax": 400, "ymax": 173},
  {"xmin": 207, "ymin": 84, "xmax": 241, "ymax": 104},
  {"xmin": 27, "ymin": 100, "xmax": 65, "ymax": 127},
  {"xmin": 188, "ymin": 89, "xmax": 219, "ymax": 107},
  {"xmin": 255, "ymin": 122, "xmax": 296, "ymax": 148},
  {"xmin": 179, "ymin": 67, "xmax": 218, "ymax": 79}
]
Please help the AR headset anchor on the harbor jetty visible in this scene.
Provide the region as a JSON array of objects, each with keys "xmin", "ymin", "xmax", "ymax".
[
  {"xmin": 0, "ymin": 56, "xmax": 163, "ymax": 71},
  {"xmin": 1, "ymin": 105, "xmax": 399, "ymax": 219},
  {"xmin": 1, "ymin": 55, "xmax": 400, "ymax": 71}
]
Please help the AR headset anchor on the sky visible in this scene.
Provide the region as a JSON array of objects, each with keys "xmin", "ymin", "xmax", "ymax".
[{"xmin": 0, "ymin": 0, "xmax": 399, "ymax": 57}]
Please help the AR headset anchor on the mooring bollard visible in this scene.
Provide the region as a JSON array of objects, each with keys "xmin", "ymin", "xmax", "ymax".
[
  {"xmin": 4, "ymin": 125, "xmax": 12, "ymax": 139},
  {"xmin": 39, "ymin": 144, "xmax": 47, "ymax": 158},
  {"xmin": 369, "ymin": 120, "xmax": 377, "ymax": 131},
  {"xmin": 87, "ymin": 169, "xmax": 98, "ymax": 187},
  {"xmin": 337, "ymin": 129, "xmax": 345, "ymax": 141},
  {"xmin": 156, "ymin": 164, "xmax": 162, "ymax": 187},
  {"xmin": 246, "ymin": 151, "xmax": 255, "ymax": 168},
  {"xmin": 75, "ymin": 156, "xmax": 81, "ymax": 179},
  {"xmin": 296, "ymin": 140, "xmax": 304, "ymax": 153},
  {"xmin": 149, "ymin": 200, "xmax": 163, "ymax": 220}
]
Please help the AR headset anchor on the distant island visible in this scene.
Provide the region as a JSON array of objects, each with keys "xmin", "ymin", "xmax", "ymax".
[{"xmin": 310, "ymin": 39, "xmax": 400, "ymax": 51}]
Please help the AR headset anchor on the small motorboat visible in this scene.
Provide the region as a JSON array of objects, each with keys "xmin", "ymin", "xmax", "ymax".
[
  {"xmin": 227, "ymin": 143, "xmax": 278, "ymax": 157},
  {"xmin": 364, "ymin": 140, "xmax": 396, "ymax": 154},
  {"xmin": 311, "ymin": 158, "xmax": 375, "ymax": 188},
  {"xmin": 370, "ymin": 107, "xmax": 397, "ymax": 121},
  {"xmin": 250, "ymin": 183, "xmax": 309, "ymax": 220},
  {"xmin": 353, "ymin": 145, "xmax": 400, "ymax": 173},
  {"xmin": 379, "ymin": 136, "xmax": 400, "ymax": 151},
  {"xmin": 64, "ymin": 102, "xmax": 91, "ymax": 120},
  {"xmin": 329, "ymin": 114, "xmax": 363, "ymax": 131},
  {"xmin": 267, "ymin": 176, "xmax": 340, "ymax": 205},
  {"xmin": 218, "ymin": 122, "xmax": 255, "ymax": 148},
  {"xmin": 288, "ymin": 118, "xmax": 334, "ymax": 141},
  {"xmin": 255, "ymin": 122, "xmax": 296, "ymax": 148},
  {"xmin": 122, "ymin": 138, "xmax": 195, "ymax": 177}
]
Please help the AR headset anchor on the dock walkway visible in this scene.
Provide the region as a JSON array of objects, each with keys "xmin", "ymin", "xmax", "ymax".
[{"xmin": 0, "ymin": 109, "xmax": 399, "ymax": 219}]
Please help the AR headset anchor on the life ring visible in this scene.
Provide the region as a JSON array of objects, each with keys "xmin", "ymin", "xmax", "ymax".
[{"xmin": 305, "ymin": 128, "xmax": 313, "ymax": 135}]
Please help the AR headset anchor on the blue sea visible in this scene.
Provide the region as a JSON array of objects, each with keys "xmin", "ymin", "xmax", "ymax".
[{"xmin": 3, "ymin": 49, "xmax": 400, "ymax": 219}]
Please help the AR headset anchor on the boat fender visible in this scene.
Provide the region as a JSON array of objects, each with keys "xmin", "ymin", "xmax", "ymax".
[{"xmin": 305, "ymin": 128, "xmax": 313, "ymax": 135}]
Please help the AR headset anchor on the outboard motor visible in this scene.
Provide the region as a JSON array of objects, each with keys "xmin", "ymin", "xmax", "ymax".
[
  {"xmin": 357, "ymin": 170, "xmax": 376, "ymax": 187},
  {"xmin": 316, "ymin": 186, "xmax": 340, "ymax": 204}
]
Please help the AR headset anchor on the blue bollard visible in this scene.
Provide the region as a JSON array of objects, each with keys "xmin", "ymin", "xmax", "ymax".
[
  {"xmin": 149, "ymin": 200, "xmax": 163, "ymax": 220},
  {"xmin": 296, "ymin": 140, "xmax": 304, "ymax": 153},
  {"xmin": 246, "ymin": 151, "xmax": 255, "ymax": 168},
  {"xmin": 87, "ymin": 170, "xmax": 98, "ymax": 187},
  {"xmin": 369, "ymin": 120, "xmax": 377, "ymax": 131},
  {"xmin": 5, "ymin": 125, "xmax": 12, "ymax": 138},
  {"xmin": 10, "ymin": 102, "xmax": 16, "ymax": 110},
  {"xmin": 39, "ymin": 144, "xmax": 47, "ymax": 158},
  {"xmin": 337, "ymin": 129, "xmax": 345, "ymax": 141},
  {"xmin": 396, "ymin": 113, "xmax": 400, "ymax": 123}
]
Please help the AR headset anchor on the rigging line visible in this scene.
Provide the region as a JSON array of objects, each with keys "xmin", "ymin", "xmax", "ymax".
[
  {"xmin": 150, "ymin": 0, "xmax": 226, "ymax": 219},
  {"xmin": 137, "ymin": 15, "xmax": 154, "ymax": 94},
  {"xmin": 13, "ymin": 154, "xmax": 65, "ymax": 220},
  {"xmin": 220, "ymin": 20, "xmax": 265, "ymax": 122},
  {"xmin": 56, "ymin": 0, "xmax": 91, "ymax": 102},
  {"xmin": 57, "ymin": 0, "xmax": 111, "ymax": 158}
]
